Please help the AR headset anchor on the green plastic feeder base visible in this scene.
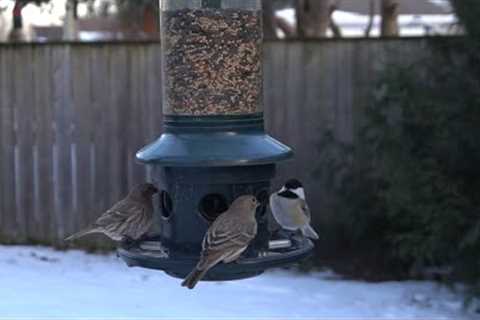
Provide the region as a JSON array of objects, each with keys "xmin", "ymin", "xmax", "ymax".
[{"xmin": 118, "ymin": 237, "xmax": 314, "ymax": 281}]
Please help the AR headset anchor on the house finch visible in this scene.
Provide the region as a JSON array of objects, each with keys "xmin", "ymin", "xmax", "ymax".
[
  {"xmin": 181, "ymin": 195, "xmax": 259, "ymax": 289},
  {"xmin": 65, "ymin": 183, "xmax": 158, "ymax": 247},
  {"xmin": 269, "ymin": 179, "xmax": 319, "ymax": 240}
]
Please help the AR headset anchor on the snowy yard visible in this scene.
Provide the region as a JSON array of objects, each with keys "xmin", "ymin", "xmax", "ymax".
[{"xmin": 0, "ymin": 245, "xmax": 477, "ymax": 319}]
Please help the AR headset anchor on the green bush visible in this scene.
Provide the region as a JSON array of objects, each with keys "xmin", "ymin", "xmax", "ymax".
[{"xmin": 316, "ymin": 0, "xmax": 480, "ymax": 297}]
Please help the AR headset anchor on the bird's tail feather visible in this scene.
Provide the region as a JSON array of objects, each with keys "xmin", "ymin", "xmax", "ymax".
[
  {"xmin": 64, "ymin": 227, "xmax": 99, "ymax": 241},
  {"xmin": 302, "ymin": 224, "xmax": 319, "ymax": 240},
  {"xmin": 181, "ymin": 268, "xmax": 208, "ymax": 289}
]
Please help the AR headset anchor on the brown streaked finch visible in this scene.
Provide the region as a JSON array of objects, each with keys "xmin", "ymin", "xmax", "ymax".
[
  {"xmin": 181, "ymin": 195, "xmax": 259, "ymax": 289},
  {"xmin": 65, "ymin": 183, "xmax": 158, "ymax": 247}
]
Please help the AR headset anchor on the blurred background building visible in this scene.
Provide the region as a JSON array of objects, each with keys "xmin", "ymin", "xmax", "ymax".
[
  {"xmin": 0, "ymin": 0, "xmax": 159, "ymax": 42},
  {"xmin": 0, "ymin": 0, "xmax": 459, "ymax": 42}
]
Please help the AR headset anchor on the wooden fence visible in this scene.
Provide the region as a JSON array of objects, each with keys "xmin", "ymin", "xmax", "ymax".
[{"xmin": 0, "ymin": 39, "xmax": 424, "ymax": 246}]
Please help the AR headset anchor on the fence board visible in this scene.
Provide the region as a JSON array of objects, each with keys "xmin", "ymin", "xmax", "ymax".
[
  {"xmin": 0, "ymin": 47, "xmax": 3, "ymax": 234},
  {"xmin": 33, "ymin": 46, "xmax": 55, "ymax": 243},
  {"xmin": 71, "ymin": 46, "xmax": 93, "ymax": 238},
  {"xmin": 91, "ymin": 46, "xmax": 111, "ymax": 218},
  {"xmin": 5, "ymin": 47, "xmax": 20, "ymax": 240},
  {"xmin": 52, "ymin": 46, "xmax": 74, "ymax": 240},
  {"xmin": 126, "ymin": 46, "xmax": 146, "ymax": 189},
  {"xmin": 0, "ymin": 39, "xmax": 424, "ymax": 246},
  {"xmin": 14, "ymin": 45, "xmax": 35, "ymax": 241},
  {"xmin": 0, "ymin": 47, "xmax": 17, "ymax": 241},
  {"xmin": 107, "ymin": 46, "xmax": 127, "ymax": 205}
]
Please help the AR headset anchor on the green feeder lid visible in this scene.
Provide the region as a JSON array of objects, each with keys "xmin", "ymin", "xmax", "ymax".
[{"xmin": 136, "ymin": 114, "xmax": 293, "ymax": 167}]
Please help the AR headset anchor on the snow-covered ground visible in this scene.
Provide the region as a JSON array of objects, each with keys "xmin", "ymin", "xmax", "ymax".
[{"xmin": 0, "ymin": 245, "xmax": 477, "ymax": 319}]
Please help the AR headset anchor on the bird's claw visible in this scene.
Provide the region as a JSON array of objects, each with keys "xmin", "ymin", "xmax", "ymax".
[
  {"xmin": 291, "ymin": 232, "xmax": 305, "ymax": 244},
  {"xmin": 121, "ymin": 236, "xmax": 139, "ymax": 250}
]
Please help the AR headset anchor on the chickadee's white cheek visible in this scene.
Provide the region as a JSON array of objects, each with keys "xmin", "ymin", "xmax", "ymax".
[{"xmin": 293, "ymin": 188, "xmax": 306, "ymax": 200}]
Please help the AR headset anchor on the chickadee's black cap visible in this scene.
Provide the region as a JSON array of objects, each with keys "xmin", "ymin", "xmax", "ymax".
[{"xmin": 285, "ymin": 179, "xmax": 303, "ymax": 190}]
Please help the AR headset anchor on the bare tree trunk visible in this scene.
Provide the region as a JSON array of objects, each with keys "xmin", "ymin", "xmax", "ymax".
[
  {"xmin": 87, "ymin": 0, "xmax": 95, "ymax": 16},
  {"xmin": 73, "ymin": 0, "xmax": 78, "ymax": 19},
  {"xmin": 381, "ymin": 0, "xmax": 399, "ymax": 37},
  {"xmin": 276, "ymin": 16, "xmax": 296, "ymax": 39},
  {"xmin": 63, "ymin": 0, "xmax": 78, "ymax": 40},
  {"xmin": 329, "ymin": 5, "xmax": 342, "ymax": 38},
  {"xmin": 364, "ymin": 0, "xmax": 375, "ymax": 37},
  {"xmin": 263, "ymin": 0, "xmax": 277, "ymax": 40},
  {"xmin": 143, "ymin": 2, "xmax": 160, "ymax": 38},
  {"xmin": 12, "ymin": 1, "xmax": 23, "ymax": 29},
  {"xmin": 296, "ymin": 0, "xmax": 332, "ymax": 38},
  {"xmin": 9, "ymin": 1, "xmax": 26, "ymax": 41}
]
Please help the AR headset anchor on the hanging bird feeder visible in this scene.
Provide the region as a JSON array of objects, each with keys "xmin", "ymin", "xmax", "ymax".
[{"xmin": 118, "ymin": 0, "xmax": 314, "ymax": 281}]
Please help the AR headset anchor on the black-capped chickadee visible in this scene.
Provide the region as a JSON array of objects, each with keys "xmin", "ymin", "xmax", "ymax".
[{"xmin": 269, "ymin": 179, "xmax": 319, "ymax": 240}]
